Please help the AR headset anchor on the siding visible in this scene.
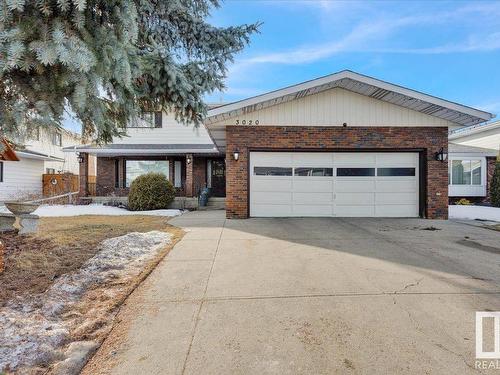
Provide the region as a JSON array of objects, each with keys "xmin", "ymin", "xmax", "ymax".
[
  {"xmin": 0, "ymin": 158, "xmax": 45, "ymax": 202},
  {"xmin": 211, "ymin": 87, "xmax": 458, "ymax": 127},
  {"xmin": 111, "ymin": 112, "xmax": 214, "ymax": 145}
]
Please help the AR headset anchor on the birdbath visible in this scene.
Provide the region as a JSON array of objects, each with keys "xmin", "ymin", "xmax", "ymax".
[{"xmin": 4, "ymin": 201, "xmax": 40, "ymax": 215}]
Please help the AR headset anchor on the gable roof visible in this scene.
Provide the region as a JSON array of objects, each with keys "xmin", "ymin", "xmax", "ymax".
[
  {"xmin": 0, "ymin": 138, "xmax": 20, "ymax": 161},
  {"xmin": 206, "ymin": 70, "xmax": 494, "ymax": 127}
]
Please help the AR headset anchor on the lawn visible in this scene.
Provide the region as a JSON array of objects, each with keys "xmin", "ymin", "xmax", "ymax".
[{"xmin": 0, "ymin": 215, "xmax": 183, "ymax": 304}]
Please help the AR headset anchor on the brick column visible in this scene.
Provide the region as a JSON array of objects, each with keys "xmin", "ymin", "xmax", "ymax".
[
  {"xmin": 79, "ymin": 153, "xmax": 89, "ymax": 197},
  {"xmin": 185, "ymin": 154, "xmax": 194, "ymax": 197}
]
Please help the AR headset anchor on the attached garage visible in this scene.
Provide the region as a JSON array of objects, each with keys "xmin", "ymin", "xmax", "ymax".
[
  {"xmin": 205, "ymin": 70, "xmax": 494, "ymax": 219},
  {"xmin": 250, "ymin": 151, "xmax": 420, "ymax": 217}
]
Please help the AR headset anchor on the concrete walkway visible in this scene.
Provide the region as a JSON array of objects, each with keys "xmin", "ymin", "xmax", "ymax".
[{"xmin": 83, "ymin": 211, "xmax": 500, "ymax": 374}]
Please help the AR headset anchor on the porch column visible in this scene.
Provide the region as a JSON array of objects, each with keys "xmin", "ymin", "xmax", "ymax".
[
  {"xmin": 185, "ymin": 154, "xmax": 194, "ymax": 197},
  {"xmin": 79, "ymin": 152, "xmax": 89, "ymax": 196}
]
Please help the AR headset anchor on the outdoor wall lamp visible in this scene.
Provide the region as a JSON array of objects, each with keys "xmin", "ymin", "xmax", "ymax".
[
  {"xmin": 77, "ymin": 153, "xmax": 85, "ymax": 163},
  {"xmin": 186, "ymin": 155, "xmax": 192, "ymax": 164},
  {"xmin": 434, "ymin": 147, "xmax": 448, "ymax": 162},
  {"xmin": 233, "ymin": 150, "xmax": 239, "ymax": 161}
]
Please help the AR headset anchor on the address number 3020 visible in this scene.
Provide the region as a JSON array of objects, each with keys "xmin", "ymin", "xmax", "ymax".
[{"xmin": 235, "ymin": 120, "xmax": 260, "ymax": 125}]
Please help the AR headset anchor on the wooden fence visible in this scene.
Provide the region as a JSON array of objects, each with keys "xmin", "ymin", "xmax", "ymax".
[{"xmin": 43, "ymin": 173, "xmax": 79, "ymax": 197}]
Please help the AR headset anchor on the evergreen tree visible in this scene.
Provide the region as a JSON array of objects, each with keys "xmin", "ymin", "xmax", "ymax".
[
  {"xmin": 491, "ymin": 158, "xmax": 500, "ymax": 207},
  {"xmin": 0, "ymin": 0, "xmax": 259, "ymax": 143}
]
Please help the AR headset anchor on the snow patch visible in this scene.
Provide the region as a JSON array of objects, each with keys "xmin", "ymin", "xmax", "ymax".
[
  {"xmin": 449, "ymin": 205, "xmax": 500, "ymax": 222},
  {"xmin": 0, "ymin": 203, "xmax": 183, "ymax": 217},
  {"xmin": 0, "ymin": 231, "xmax": 172, "ymax": 373}
]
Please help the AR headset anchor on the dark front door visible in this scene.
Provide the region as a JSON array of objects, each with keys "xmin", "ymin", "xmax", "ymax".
[{"xmin": 210, "ymin": 159, "xmax": 226, "ymax": 197}]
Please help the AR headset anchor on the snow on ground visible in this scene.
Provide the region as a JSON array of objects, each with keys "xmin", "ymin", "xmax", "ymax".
[
  {"xmin": 0, "ymin": 231, "xmax": 172, "ymax": 374},
  {"xmin": 449, "ymin": 205, "xmax": 500, "ymax": 222},
  {"xmin": 0, "ymin": 203, "xmax": 182, "ymax": 217}
]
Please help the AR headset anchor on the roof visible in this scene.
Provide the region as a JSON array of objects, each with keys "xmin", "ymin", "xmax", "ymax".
[
  {"xmin": 206, "ymin": 70, "xmax": 494, "ymax": 127},
  {"xmin": 449, "ymin": 120, "xmax": 500, "ymax": 139},
  {"xmin": 17, "ymin": 149, "xmax": 65, "ymax": 161},
  {"xmin": 0, "ymin": 138, "xmax": 20, "ymax": 161},
  {"xmin": 448, "ymin": 142, "xmax": 498, "ymax": 157},
  {"xmin": 64, "ymin": 143, "xmax": 219, "ymax": 155}
]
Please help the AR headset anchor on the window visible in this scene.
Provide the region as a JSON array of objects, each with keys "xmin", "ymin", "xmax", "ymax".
[
  {"xmin": 337, "ymin": 168, "xmax": 375, "ymax": 177},
  {"xmin": 129, "ymin": 111, "xmax": 162, "ymax": 128},
  {"xmin": 0, "ymin": 162, "xmax": 3, "ymax": 182},
  {"xmin": 52, "ymin": 132, "xmax": 62, "ymax": 146},
  {"xmin": 254, "ymin": 167, "xmax": 292, "ymax": 176},
  {"xmin": 114, "ymin": 160, "xmax": 120, "ymax": 188},
  {"xmin": 377, "ymin": 167, "xmax": 415, "ymax": 177},
  {"xmin": 174, "ymin": 161, "xmax": 182, "ymax": 188},
  {"xmin": 125, "ymin": 160, "xmax": 169, "ymax": 187},
  {"xmin": 294, "ymin": 167, "xmax": 333, "ymax": 176},
  {"xmin": 46, "ymin": 168, "xmax": 56, "ymax": 174},
  {"xmin": 449, "ymin": 159, "xmax": 481, "ymax": 185}
]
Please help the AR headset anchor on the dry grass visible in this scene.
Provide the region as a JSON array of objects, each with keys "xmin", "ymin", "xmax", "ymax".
[{"xmin": 0, "ymin": 215, "xmax": 182, "ymax": 305}]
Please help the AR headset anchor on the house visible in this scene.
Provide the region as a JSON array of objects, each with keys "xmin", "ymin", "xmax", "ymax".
[
  {"xmin": 448, "ymin": 121, "xmax": 500, "ymax": 204},
  {"xmin": 0, "ymin": 128, "xmax": 83, "ymax": 202},
  {"xmin": 75, "ymin": 70, "xmax": 494, "ymax": 218}
]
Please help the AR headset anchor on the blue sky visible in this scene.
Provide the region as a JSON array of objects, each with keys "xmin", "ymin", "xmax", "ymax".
[{"xmin": 206, "ymin": 0, "xmax": 500, "ymax": 117}]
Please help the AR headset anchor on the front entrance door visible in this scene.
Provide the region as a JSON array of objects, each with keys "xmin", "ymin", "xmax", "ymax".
[{"xmin": 210, "ymin": 159, "xmax": 226, "ymax": 197}]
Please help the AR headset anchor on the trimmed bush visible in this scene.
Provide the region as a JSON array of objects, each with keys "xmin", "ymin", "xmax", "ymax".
[
  {"xmin": 455, "ymin": 198, "xmax": 471, "ymax": 205},
  {"xmin": 491, "ymin": 159, "xmax": 500, "ymax": 208},
  {"xmin": 128, "ymin": 173, "xmax": 175, "ymax": 211}
]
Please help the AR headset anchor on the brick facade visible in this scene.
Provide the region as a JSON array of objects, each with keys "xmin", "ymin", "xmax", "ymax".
[
  {"xmin": 94, "ymin": 155, "xmax": 205, "ymax": 197},
  {"xmin": 226, "ymin": 126, "xmax": 449, "ymax": 219}
]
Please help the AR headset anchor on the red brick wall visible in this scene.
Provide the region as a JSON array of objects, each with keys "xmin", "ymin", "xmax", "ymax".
[{"xmin": 226, "ymin": 126, "xmax": 449, "ymax": 219}]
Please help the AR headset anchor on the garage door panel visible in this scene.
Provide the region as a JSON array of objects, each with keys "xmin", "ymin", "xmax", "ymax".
[
  {"xmin": 293, "ymin": 179, "xmax": 333, "ymax": 192},
  {"xmin": 251, "ymin": 204, "xmax": 293, "ymax": 217},
  {"xmin": 376, "ymin": 205, "xmax": 418, "ymax": 217},
  {"xmin": 335, "ymin": 179, "xmax": 376, "ymax": 192},
  {"xmin": 251, "ymin": 178, "xmax": 293, "ymax": 192},
  {"xmin": 335, "ymin": 205, "xmax": 376, "ymax": 217},
  {"xmin": 252, "ymin": 191, "xmax": 292, "ymax": 205},
  {"xmin": 293, "ymin": 204, "xmax": 333, "ymax": 216},
  {"xmin": 376, "ymin": 192, "xmax": 417, "ymax": 205},
  {"xmin": 336, "ymin": 192, "xmax": 375, "ymax": 205},
  {"xmin": 376, "ymin": 179, "xmax": 416, "ymax": 192},
  {"xmin": 293, "ymin": 192, "xmax": 333, "ymax": 204},
  {"xmin": 249, "ymin": 151, "xmax": 419, "ymax": 218}
]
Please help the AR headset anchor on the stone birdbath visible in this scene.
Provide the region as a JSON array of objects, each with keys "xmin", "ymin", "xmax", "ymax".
[{"xmin": 1, "ymin": 201, "xmax": 40, "ymax": 234}]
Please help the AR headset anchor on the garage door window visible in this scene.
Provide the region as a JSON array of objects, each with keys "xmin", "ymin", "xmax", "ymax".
[
  {"xmin": 377, "ymin": 167, "xmax": 415, "ymax": 177},
  {"xmin": 254, "ymin": 167, "xmax": 292, "ymax": 176},
  {"xmin": 294, "ymin": 167, "xmax": 333, "ymax": 176},
  {"xmin": 337, "ymin": 168, "xmax": 375, "ymax": 177}
]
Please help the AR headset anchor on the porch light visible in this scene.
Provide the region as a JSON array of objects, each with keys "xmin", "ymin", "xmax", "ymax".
[
  {"xmin": 233, "ymin": 150, "xmax": 239, "ymax": 161},
  {"xmin": 77, "ymin": 153, "xmax": 85, "ymax": 163},
  {"xmin": 186, "ymin": 155, "xmax": 192, "ymax": 164},
  {"xmin": 434, "ymin": 147, "xmax": 448, "ymax": 162}
]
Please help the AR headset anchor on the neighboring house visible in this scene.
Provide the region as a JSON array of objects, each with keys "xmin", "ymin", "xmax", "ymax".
[
  {"xmin": 0, "ymin": 128, "xmax": 83, "ymax": 202},
  {"xmin": 75, "ymin": 70, "xmax": 494, "ymax": 219},
  {"xmin": 448, "ymin": 121, "xmax": 500, "ymax": 204}
]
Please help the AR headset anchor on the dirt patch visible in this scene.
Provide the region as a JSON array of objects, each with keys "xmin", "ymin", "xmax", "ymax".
[{"xmin": 0, "ymin": 215, "xmax": 172, "ymax": 304}]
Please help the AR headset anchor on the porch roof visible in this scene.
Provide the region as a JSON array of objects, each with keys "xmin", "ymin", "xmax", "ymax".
[{"xmin": 64, "ymin": 143, "xmax": 220, "ymax": 156}]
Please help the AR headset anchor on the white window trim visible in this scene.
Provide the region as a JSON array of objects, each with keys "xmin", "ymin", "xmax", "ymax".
[{"xmin": 448, "ymin": 155, "xmax": 487, "ymax": 197}]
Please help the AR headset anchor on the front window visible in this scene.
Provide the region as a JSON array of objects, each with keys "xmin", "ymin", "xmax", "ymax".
[
  {"xmin": 52, "ymin": 132, "xmax": 62, "ymax": 146},
  {"xmin": 449, "ymin": 159, "xmax": 481, "ymax": 185},
  {"xmin": 125, "ymin": 160, "xmax": 169, "ymax": 187},
  {"xmin": 128, "ymin": 112, "xmax": 162, "ymax": 128}
]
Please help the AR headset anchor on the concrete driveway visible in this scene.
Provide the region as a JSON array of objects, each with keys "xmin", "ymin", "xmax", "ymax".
[{"xmin": 83, "ymin": 211, "xmax": 500, "ymax": 375}]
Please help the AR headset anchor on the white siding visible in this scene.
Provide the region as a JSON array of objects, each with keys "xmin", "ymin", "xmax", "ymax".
[
  {"xmin": 453, "ymin": 129, "xmax": 500, "ymax": 151},
  {"xmin": 0, "ymin": 158, "xmax": 45, "ymax": 202},
  {"xmin": 112, "ymin": 112, "xmax": 214, "ymax": 145},
  {"xmin": 211, "ymin": 87, "xmax": 457, "ymax": 128}
]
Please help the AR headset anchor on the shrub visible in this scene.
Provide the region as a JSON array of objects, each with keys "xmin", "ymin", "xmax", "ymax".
[
  {"xmin": 455, "ymin": 198, "xmax": 472, "ymax": 206},
  {"xmin": 128, "ymin": 173, "xmax": 175, "ymax": 211},
  {"xmin": 491, "ymin": 159, "xmax": 500, "ymax": 208}
]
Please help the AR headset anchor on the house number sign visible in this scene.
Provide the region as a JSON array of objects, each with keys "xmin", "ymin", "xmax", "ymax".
[{"xmin": 235, "ymin": 119, "xmax": 260, "ymax": 125}]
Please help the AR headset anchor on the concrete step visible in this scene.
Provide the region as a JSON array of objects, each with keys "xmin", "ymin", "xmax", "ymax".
[{"xmin": 203, "ymin": 198, "xmax": 225, "ymax": 210}]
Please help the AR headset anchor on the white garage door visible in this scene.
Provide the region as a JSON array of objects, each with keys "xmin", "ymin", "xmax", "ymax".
[{"xmin": 250, "ymin": 152, "xmax": 420, "ymax": 217}]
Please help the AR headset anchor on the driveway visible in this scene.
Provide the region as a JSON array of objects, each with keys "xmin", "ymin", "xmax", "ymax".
[{"xmin": 83, "ymin": 211, "xmax": 500, "ymax": 374}]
